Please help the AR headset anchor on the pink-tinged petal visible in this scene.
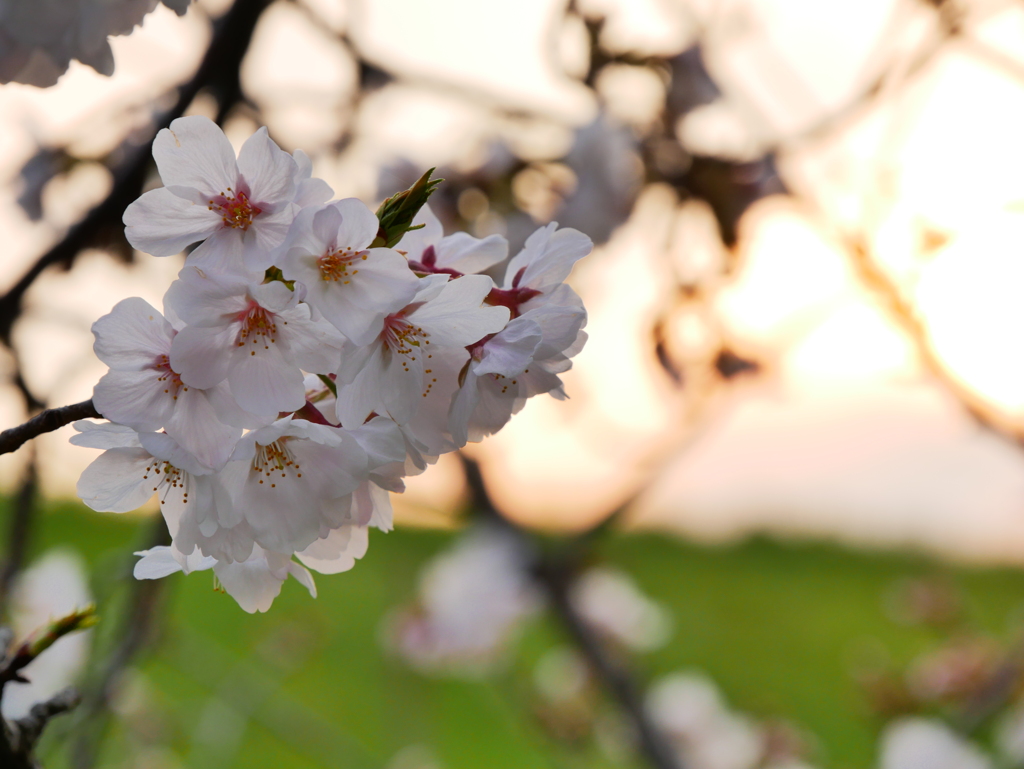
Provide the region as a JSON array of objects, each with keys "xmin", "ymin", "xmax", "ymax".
[
  {"xmin": 159, "ymin": 473, "xmax": 216, "ymax": 540},
  {"xmin": 521, "ymin": 305, "xmax": 587, "ymax": 362},
  {"xmin": 301, "ymin": 281, "xmax": 381, "ymax": 345},
  {"xmin": 410, "ymin": 274, "xmax": 510, "ymax": 347},
  {"xmin": 411, "ymin": 273, "xmax": 450, "ymax": 303},
  {"xmin": 463, "ymin": 374, "xmax": 522, "ymax": 442},
  {"xmin": 287, "ymin": 561, "xmax": 318, "ymax": 597},
  {"xmin": 138, "ymin": 430, "xmax": 211, "ymax": 476},
  {"xmin": 237, "ymin": 127, "xmax": 297, "ymax": 206},
  {"xmin": 279, "ymin": 205, "xmax": 331, "ymax": 268},
  {"xmin": 473, "ymin": 317, "xmax": 542, "ymax": 377},
  {"xmin": 311, "ymin": 203, "xmax": 344, "ymax": 246},
  {"xmin": 243, "ymin": 480, "xmax": 322, "ymax": 553},
  {"xmin": 211, "ymin": 460, "xmax": 248, "ymax": 529},
  {"xmin": 335, "ymin": 346, "xmax": 386, "ymax": 428},
  {"xmin": 297, "ymin": 525, "xmax": 369, "ymax": 574},
  {"xmin": 396, "ymin": 204, "xmax": 443, "ymax": 259},
  {"xmin": 448, "ymin": 375, "xmax": 479, "ymax": 448},
  {"xmin": 124, "ymin": 187, "xmax": 222, "ymax": 256},
  {"xmin": 93, "ymin": 369, "xmax": 176, "ymax": 432},
  {"xmin": 92, "ymin": 297, "xmax": 172, "ymax": 370},
  {"xmin": 380, "ymin": 346, "xmax": 424, "ymax": 424},
  {"xmin": 227, "ymin": 342, "xmax": 306, "ymax": 415},
  {"xmin": 404, "ymin": 347, "xmax": 465, "ymax": 456},
  {"xmin": 346, "ymin": 250, "xmax": 419, "ymax": 313},
  {"xmin": 305, "ymin": 254, "xmax": 418, "ymax": 345},
  {"xmin": 77, "ymin": 448, "xmax": 154, "ymax": 513},
  {"xmin": 435, "ymin": 232, "xmax": 508, "ymax": 273},
  {"xmin": 162, "ymin": 388, "xmax": 240, "ymax": 470},
  {"xmin": 213, "ymin": 554, "xmax": 285, "ymax": 613},
  {"xmin": 250, "ymin": 279, "xmax": 298, "ymax": 314},
  {"xmin": 336, "ymin": 340, "xmax": 377, "ymax": 385},
  {"xmin": 166, "ymin": 263, "xmax": 249, "ymax": 328},
  {"xmin": 185, "ymin": 228, "xmax": 250, "ymax": 276},
  {"xmin": 350, "ymin": 483, "xmax": 376, "ymax": 525},
  {"xmin": 206, "ymin": 382, "xmax": 269, "ymax": 429},
  {"xmin": 70, "ymin": 421, "xmax": 140, "ymax": 450},
  {"xmin": 505, "ymin": 224, "xmax": 592, "ymax": 291},
  {"xmin": 133, "ymin": 547, "xmax": 186, "ymax": 579},
  {"xmin": 152, "ymin": 116, "xmax": 238, "ymax": 196},
  {"xmin": 293, "ymin": 149, "xmax": 333, "ymax": 206},
  {"xmin": 245, "ymin": 209, "xmax": 295, "ymax": 270},
  {"xmin": 170, "ymin": 325, "xmax": 234, "ymax": 389},
  {"xmin": 366, "ymin": 484, "xmax": 394, "ymax": 531},
  {"xmin": 351, "ymin": 416, "xmax": 406, "ymax": 470},
  {"xmin": 332, "ymin": 199, "xmax": 379, "ymax": 249},
  {"xmin": 277, "ymin": 307, "xmax": 345, "ymax": 374}
]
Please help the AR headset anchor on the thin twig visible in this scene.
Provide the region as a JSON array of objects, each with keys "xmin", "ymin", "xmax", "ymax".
[
  {"xmin": 844, "ymin": 235, "xmax": 1024, "ymax": 447},
  {"xmin": 0, "ymin": 400, "xmax": 99, "ymax": 458},
  {"xmin": 460, "ymin": 456, "xmax": 682, "ymax": 769}
]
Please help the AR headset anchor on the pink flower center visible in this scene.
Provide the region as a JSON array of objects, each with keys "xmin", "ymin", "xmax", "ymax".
[
  {"xmin": 235, "ymin": 301, "xmax": 278, "ymax": 353},
  {"xmin": 209, "ymin": 186, "xmax": 263, "ymax": 230},
  {"xmin": 153, "ymin": 354, "xmax": 187, "ymax": 400},
  {"xmin": 318, "ymin": 247, "xmax": 369, "ymax": 283}
]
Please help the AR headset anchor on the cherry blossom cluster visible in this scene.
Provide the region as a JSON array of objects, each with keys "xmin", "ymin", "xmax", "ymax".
[{"xmin": 72, "ymin": 116, "xmax": 591, "ymax": 612}]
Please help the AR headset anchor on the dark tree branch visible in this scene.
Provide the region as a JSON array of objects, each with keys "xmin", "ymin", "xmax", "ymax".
[
  {"xmin": 0, "ymin": 0, "xmax": 273, "ymax": 347},
  {"xmin": 460, "ymin": 456, "xmax": 682, "ymax": 769},
  {"xmin": 1, "ymin": 686, "xmax": 81, "ymax": 769},
  {"xmin": 0, "ymin": 400, "xmax": 99, "ymax": 458}
]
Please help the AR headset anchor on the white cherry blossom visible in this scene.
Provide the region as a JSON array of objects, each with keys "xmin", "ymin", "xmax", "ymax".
[
  {"xmin": 277, "ymin": 199, "xmax": 418, "ymax": 345},
  {"xmin": 72, "ymin": 422, "xmax": 218, "ymax": 541},
  {"xmin": 123, "ymin": 116, "xmax": 299, "ymax": 274},
  {"xmin": 166, "ymin": 265, "xmax": 344, "ymax": 416},
  {"xmin": 399, "ymin": 204, "xmax": 507, "ymax": 276},
  {"xmin": 385, "ymin": 525, "xmax": 540, "ymax": 675},
  {"xmin": 213, "ymin": 415, "xmax": 400, "ymax": 554},
  {"xmin": 449, "ymin": 303, "xmax": 586, "ymax": 445},
  {"xmin": 91, "ymin": 297, "xmax": 244, "ymax": 469},
  {"xmin": 334, "ymin": 274, "xmax": 510, "ymax": 428}
]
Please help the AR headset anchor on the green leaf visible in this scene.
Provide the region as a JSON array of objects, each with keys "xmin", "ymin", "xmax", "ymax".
[{"xmin": 372, "ymin": 168, "xmax": 443, "ymax": 249}]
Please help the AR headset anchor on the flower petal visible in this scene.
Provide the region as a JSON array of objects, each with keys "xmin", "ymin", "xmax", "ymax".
[
  {"xmin": 236, "ymin": 127, "xmax": 297, "ymax": 207},
  {"xmin": 92, "ymin": 297, "xmax": 172, "ymax": 370},
  {"xmin": 297, "ymin": 525, "xmax": 369, "ymax": 574},
  {"xmin": 123, "ymin": 187, "xmax": 222, "ymax": 256},
  {"xmin": 77, "ymin": 448, "xmax": 154, "ymax": 513},
  {"xmin": 152, "ymin": 115, "xmax": 239, "ymax": 196}
]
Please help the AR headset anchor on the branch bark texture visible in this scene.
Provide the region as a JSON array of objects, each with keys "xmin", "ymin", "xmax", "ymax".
[{"xmin": 0, "ymin": 401, "xmax": 99, "ymax": 458}]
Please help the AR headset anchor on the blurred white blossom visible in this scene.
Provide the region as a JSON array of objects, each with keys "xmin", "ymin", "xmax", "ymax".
[
  {"xmin": 384, "ymin": 525, "xmax": 539, "ymax": 675},
  {"xmin": 878, "ymin": 718, "xmax": 991, "ymax": 769},
  {"xmin": 570, "ymin": 565, "xmax": 672, "ymax": 652},
  {"xmin": 1, "ymin": 550, "xmax": 93, "ymax": 719},
  {"xmin": 0, "ymin": 0, "xmax": 191, "ymax": 87},
  {"xmin": 646, "ymin": 672, "xmax": 765, "ymax": 769}
]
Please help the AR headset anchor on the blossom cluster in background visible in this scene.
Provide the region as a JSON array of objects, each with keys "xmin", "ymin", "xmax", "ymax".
[
  {"xmin": 71, "ymin": 115, "xmax": 590, "ymax": 612},
  {"xmin": 0, "ymin": 0, "xmax": 191, "ymax": 87}
]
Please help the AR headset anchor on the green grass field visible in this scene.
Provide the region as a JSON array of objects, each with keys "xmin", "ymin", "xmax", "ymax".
[{"xmin": 10, "ymin": 499, "xmax": 1024, "ymax": 768}]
